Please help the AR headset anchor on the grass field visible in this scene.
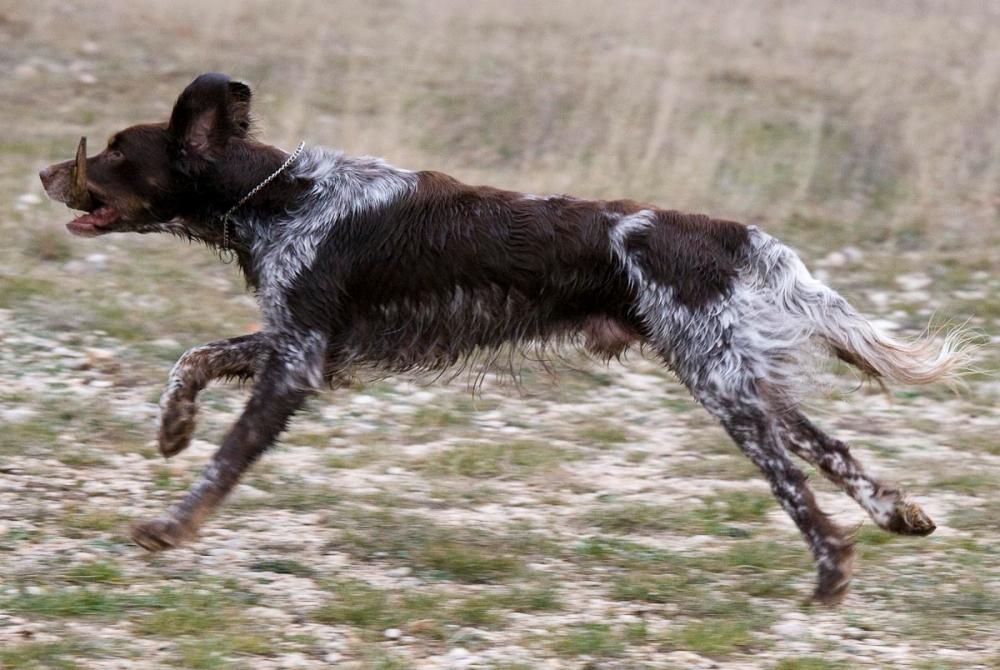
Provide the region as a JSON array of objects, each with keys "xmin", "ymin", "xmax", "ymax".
[{"xmin": 1, "ymin": 1, "xmax": 998, "ymax": 668}]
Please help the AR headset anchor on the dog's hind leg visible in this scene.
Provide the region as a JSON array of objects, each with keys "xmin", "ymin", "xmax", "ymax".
[
  {"xmin": 688, "ymin": 378, "xmax": 856, "ymax": 604},
  {"xmin": 779, "ymin": 411, "xmax": 935, "ymax": 536},
  {"xmin": 158, "ymin": 333, "xmax": 269, "ymax": 458},
  {"xmin": 134, "ymin": 332, "xmax": 325, "ymax": 550}
]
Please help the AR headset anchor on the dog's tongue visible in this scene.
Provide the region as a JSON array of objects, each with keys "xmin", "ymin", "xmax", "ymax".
[{"xmin": 67, "ymin": 206, "xmax": 120, "ymax": 236}]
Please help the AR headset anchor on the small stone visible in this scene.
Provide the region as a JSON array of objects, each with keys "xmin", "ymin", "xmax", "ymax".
[
  {"xmin": 2, "ymin": 408, "xmax": 36, "ymax": 423},
  {"xmin": 842, "ymin": 246, "xmax": 863, "ymax": 262},
  {"xmin": 384, "ymin": 627, "xmax": 402, "ymax": 639},
  {"xmin": 152, "ymin": 338, "xmax": 180, "ymax": 349},
  {"xmin": 14, "ymin": 63, "xmax": 38, "ymax": 78},
  {"xmin": 773, "ymin": 620, "xmax": 807, "ymax": 637},
  {"xmin": 278, "ymin": 653, "xmax": 308, "ymax": 668},
  {"xmin": 823, "ymin": 251, "xmax": 846, "ymax": 267},
  {"xmin": 895, "ymin": 273, "xmax": 932, "ymax": 291}
]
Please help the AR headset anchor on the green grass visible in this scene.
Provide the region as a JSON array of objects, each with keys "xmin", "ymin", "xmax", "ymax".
[
  {"xmin": 357, "ymin": 648, "xmax": 412, "ymax": 670},
  {"xmin": 332, "ymin": 507, "xmax": 533, "ymax": 582},
  {"xmin": 611, "ymin": 571, "xmax": 695, "ymax": 604},
  {"xmin": 24, "ymin": 226, "xmax": 74, "ymax": 262},
  {"xmin": 668, "ymin": 454, "xmax": 760, "ymax": 480},
  {"xmin": 172, "ymin": 634, "xmax": 274, "ymax": 670},
  {"xmin": 948, "ymin": 500, "xmax": 1000, "ymax": 532},
  {"xmin": 231, "ymin": 480, "xmax": 340, "ymax": 511},
  {"xmin": 584, "ymin": 490, "xmax": 774, "ymax": 538},
  {"xmin": 312, "ymin": 578, "xmax": 560, "ymax": 636},
  {"xmin": 418, "ymin": 536, "xmax": 526, "ymax": 582},
  {"xmin": 312, "ymin": 580, "xmax": 397, "ymax": 628},
  {"xmin": 0, "ymin": 640, "xmax": 95, "ymax": 670},
  {"xmin": 574, "ymin": 536, "xmax": 674, "ymax": 567},
  {"xmin": 452, "ymin": 584, "xmax": 562, "ymax": 626},
  {"xmin": 664, "ymin": 615, "xmax": 767, "ymax": 656},
  {"xmin": 324, "ymin": 448, "xmax": 381, "ymax": 470},
  {"xmin": 133, "ymin": 588, "xmax": 244, "ymax": 636},
  {"xmin": 930, "ymin": 472, "xmax": 994, "ymax": 495},
  {"xmin": 0, "ymin": 580, "xmax": 271, "ymax": 659},
  {"xmin": 4, "ymin": 588, "xmax": 128, "ymax": 619},
  {"xmin": 582, "ymin": 536, "xmax": 810, "ymax": 603},
  {"xmin": 710, "ymin": 490, "xmax": 774, "ymax": 522},
  {"xmin": 0, "ymin": 275, "xmax": 57, "ymax": 308},
  {"xmin": 56, "ymin": 449, "xmax": 110, "ymax": 468},
  {"xmin": 584, "ymin": 502, "xmax": 674, "ymax": 533},
  {"xmin": 0, "ymin": 413, "xmax": 61, "ymax": 456},
  {"xmin": 411, "ymin": 405, "xmax": 472, "ymax": 431},
  {"xmin": 0, "ymin": 399, "xmax": 146, "ymax": 458},
  {"xmin": 578, "ymin": 421, "xmax": 630, "ymax": 446},
  {"xmin": 67, "ymin": 560, "xmax": 125, "ymax": 584},
  {"xmin": 416, "ymin": 440, "xmax": 575, "ymax": 479},
  {"xmin": 57, "ymin": 505, "xmax": 130, "ymax": 541},
  {"xmin": 248, "ymin": 558, "xmax": 316, "ymax": 577},
  {"xmin": 774, "ymin": 659, "xmax": 847, "ymax": 670},
  {"xmin": 127, "ymin": 585, "xmax": 273, "ymax": 667},
  {"xmin": 553, "ymin": 623, "xmax": 626, "ymax": 658}
]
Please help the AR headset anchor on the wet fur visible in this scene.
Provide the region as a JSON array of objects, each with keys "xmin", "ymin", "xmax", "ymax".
[{"xmin": 39, "ymin": 73, "xmax": 972, "ymax": 604}]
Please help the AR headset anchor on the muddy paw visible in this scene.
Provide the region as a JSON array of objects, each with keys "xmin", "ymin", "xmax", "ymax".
[
  {"xmin": 158, "ymin": 399, "xmax": 197, "ymax": 458},
  {"xmin": 131, "ymin": 516, "xmax": 194, "ymax": 552},
  {"xmin": 884, "ymin": 500, "xmax": 936, "ymax": 536},
  {"xmin": 811, "ymin": 566, "xmax": 852, "ymax": 606},
  {"xmin": 811, "ymin": 542, "xmax": 855, "ymax": 607}
]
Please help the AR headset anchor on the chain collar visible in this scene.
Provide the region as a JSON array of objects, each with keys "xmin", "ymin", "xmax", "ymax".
[{"xmin": 221, "ymin": 141, "xmax": 305, "ymax": 250}]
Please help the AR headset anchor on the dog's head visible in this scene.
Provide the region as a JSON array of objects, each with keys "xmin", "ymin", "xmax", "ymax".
[{"xmin": 39, "ymin": 73, "xmax": 256, "ymax": 237}]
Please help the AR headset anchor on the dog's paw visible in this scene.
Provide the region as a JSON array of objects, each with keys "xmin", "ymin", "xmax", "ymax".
[
  {"xmin": 131, "ymin": 516, "xmax": 194, "ymax": 552},
  {"xmin": 884, "ymin": 499, "xmax": 936, "ymax": 536},
  {"xmin": 158, "ymin": 398, "xmax": 197, "ymax": 458},
  {"xmin": 810, "ymin": 540, "xmax": 855, "ymax": 607},
  {"xmin": 811, "ymin": 568, "xmax": 851, "ymax": 606}
]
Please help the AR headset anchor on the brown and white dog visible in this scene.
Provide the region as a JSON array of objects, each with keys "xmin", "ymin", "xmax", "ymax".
[{"xmin": 39, "ymin": 73, "xmax": 971, "ymax": 604}]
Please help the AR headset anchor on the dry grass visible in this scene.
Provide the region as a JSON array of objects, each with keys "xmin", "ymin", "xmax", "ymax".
[{"xmin": 4, "ymin": 1, "xmax": 999, "ymax": 258}]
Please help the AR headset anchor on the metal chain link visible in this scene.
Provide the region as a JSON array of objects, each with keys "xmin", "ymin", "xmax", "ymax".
[{"xmin": 221, "ymin": 141, "xmax": 306, "ymax": 250}]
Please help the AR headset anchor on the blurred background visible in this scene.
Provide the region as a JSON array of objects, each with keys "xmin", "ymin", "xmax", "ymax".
[{"xmin": 1, "ymin": 1, "xmax": 997, "ymax": 669}]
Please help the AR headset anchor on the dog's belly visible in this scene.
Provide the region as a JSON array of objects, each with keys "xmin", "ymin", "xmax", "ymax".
[{"xmin": 329, "ymin": 284, "xmax": 638, "ymax": 374}]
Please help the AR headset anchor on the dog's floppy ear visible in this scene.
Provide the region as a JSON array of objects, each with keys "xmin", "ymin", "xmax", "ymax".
[{"xmin": 168, "ymin": 73, "xmax": 253, "ymax": 159}]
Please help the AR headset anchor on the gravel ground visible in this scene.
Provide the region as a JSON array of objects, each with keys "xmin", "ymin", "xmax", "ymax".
[{"xmin": 1, "ymin": 249, "xmax": 997, "ymax": 669}]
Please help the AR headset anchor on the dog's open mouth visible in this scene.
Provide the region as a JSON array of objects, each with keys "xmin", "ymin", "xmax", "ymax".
[
  {"xmin": 67, "ymin": 202, "xmax": 121, "ymax": 236},
  {"xmin": 64, "ymin": 136, "xmax": 120, "ymax": 236}
]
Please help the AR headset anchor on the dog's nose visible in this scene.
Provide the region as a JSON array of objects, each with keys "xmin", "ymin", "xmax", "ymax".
[{"xmin": 39, "ymin": 165, "xmax": 55, "ymax": 188}]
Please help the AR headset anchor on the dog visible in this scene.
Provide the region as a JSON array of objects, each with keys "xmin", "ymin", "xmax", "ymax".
[{"xmin": 39, "ymin": 73, "xmax": 971, "ymax": 604}]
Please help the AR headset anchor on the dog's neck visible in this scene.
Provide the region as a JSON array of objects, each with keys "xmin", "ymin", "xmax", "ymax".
[{"xmin": 181, "ymin": 140, "xmax": 310, "ymax": 253}]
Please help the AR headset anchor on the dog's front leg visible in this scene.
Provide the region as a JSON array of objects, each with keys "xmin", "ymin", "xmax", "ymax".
[
  {"xmin": 159, "ymin": 333, "xmax": 270, "ymax": 458},
  {"xmin": 134, "ymin": 334, "xmax": 325, "ymax": 550}
]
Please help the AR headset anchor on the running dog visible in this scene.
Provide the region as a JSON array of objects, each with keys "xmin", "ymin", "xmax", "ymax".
[{"xmin": 39, "ymin": 73, "xmax": 971, "ymax": 604}]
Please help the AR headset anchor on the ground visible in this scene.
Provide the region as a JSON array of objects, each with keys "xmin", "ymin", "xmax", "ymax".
[{"xmin": 1, "ymin": 1, "xmax": 998, "ymax": 669}]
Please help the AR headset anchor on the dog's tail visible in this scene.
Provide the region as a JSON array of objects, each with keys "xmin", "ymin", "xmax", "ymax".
[{"xmin": 743, "ymin": 227, "xmax": 975, "ymax": 387}]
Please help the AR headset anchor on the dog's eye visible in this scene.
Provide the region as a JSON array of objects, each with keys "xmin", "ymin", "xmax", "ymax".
[{"xmin": 106, "ymin": 149, "xmax": 125, "ymax": 162}]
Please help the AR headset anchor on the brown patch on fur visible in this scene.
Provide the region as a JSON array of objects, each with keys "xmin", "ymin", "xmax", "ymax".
[{"xmin": 582, "ymin": 315, "xmax": 640, "ymax": 358}]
